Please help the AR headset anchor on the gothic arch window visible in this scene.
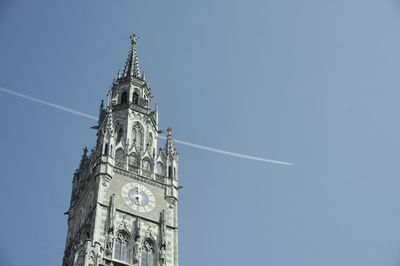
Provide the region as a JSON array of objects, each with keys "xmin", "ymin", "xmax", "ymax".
[
  {"xmin": 156, "ymin": 162, "xmax": 164, "ymax": 176},
  {"xmin": 147, "ymin": 133, "xmax": 153, "ymax": 150},
  {"xmin": 142, "ymin": 158, "xmax": 151, "ymax": 172},
  {"xmin": 115, "ymin": 148, "xmax": 125, "ymax": 162},
  {"xmin": 132, "ymin": 122, "xmax": 144, "ymax": 151},
  {"xmin": 141, "ymin": 240, "xmax": 155, "ymax": 266},
  {"xmin": 168, "ymin": 166, "xmax": 173, "ymax": 178},
  {"xmin": 104, "ymin": 143, "xmax": 109, "ymax": 155},
  {"xmin": 129, "ymin": 153, "xmax": 139, "ymax": 167},
  {"xmin": 114, "ymin": 232, "xmax": 129, "ymax": 262},
  {"xmin": 117, "ymin": 127, "xmax": 124, "ymax": 143},
  {"xmin": 121, "ymin": 91, "xmax": 128, "ymax": 104},
  {"xmin": 174, "ymin": 167, "xmax": 177, "ymax": 178},
  {"xmin": 133, "ymin": 92, "xmax": 139, "ymax": 105}
]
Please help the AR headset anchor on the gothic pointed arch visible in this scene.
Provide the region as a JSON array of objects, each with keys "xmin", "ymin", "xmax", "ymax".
[
  {"xmin": 156, "ymin": 162, "xmax": 165, "ymax": 176},
  {"xmin": 141, "ymin": 239, "xmax": 156, "ymax": 266},
  {"xmin": 121, "ymin": 90, "xmax": 128, "ymax": 104},
  {"xmin": 129, "ymin": 152, "xmax": 139, "ymax": 167},
  {"xmin": 114, "ymin": 231, "xmax": 130, "ymax": 262},
  {"xmin": 142, "ymin": 157, "xmax": 153, "ymax": 172},
  {"xmin": 132, "ymin": 122, "xmax": 144, "ymax": 151},
  {"xmin": 115, "ymin": 148, "xmax": 125, "ymax": 162},
  {"xmin": 104, "ymin": 143, "xmax": 109, "ymax": 155},
  {"xmin": 132, "ymin": 91, "xmax": 139, "ymax": 105},
  {"xmin": 147, "ymin": 132, "xmax": 153, "ymax": 151}
]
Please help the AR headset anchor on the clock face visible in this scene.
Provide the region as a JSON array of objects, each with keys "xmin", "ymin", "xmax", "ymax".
[{"xmin": 121, "ymin": 183, "xmax": 156, "ymax": 213}]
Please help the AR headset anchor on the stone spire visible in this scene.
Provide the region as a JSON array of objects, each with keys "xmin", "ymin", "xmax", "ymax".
[{"xmin": 123, "ymin": 34, "xmax": 141, "ymax": 78}]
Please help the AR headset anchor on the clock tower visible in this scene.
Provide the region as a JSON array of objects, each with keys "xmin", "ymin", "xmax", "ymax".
[{"xmin": 62, "ymin": 35, "xmax": 179, "ymax": 266}]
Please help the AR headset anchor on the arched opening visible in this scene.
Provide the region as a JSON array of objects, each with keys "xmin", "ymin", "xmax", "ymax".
[
  {"xmin": 132, "ymin": 122, "xmax": 144, "ymax": 151},
  {"xmin": 121, "ymin": 91, "xmax": 128, "ymax": 104},
  {"xmin": 114, "ymin": 232, "xmax": 129, "ymax": 262},
  {"xmin": 129, "ymin": 153, "xmax": 139, "ymax": 167},
  {"xmin": 142, "ymin": 158, "xmax": 151, "ymax": 172},
  {"xmin": 141, "ymin": 240, "xmax": 155, "ymax": 266},
  {"xmin": 104, "ymin": 143, "xmax": 109, "ymax": 155},
  {"xmin": 168, "ymin": 166, "xmax": 173, "ymax": 178},
  {"xmin": 156, "ymin": 162, "xmax": 164, "ymax": 176},
  {"xmin": 115, "ymin": 148, "xmax": 125, "ymax": 162},
  {"xmin": 132, "ymin": 92, "xmax": 139, "ymax": 104},
  {"xmin": 117, "ymin": 127, "xmax": 123, "ymax": 143}
]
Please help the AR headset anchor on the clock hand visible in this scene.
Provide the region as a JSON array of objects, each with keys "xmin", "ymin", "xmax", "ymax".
[{"xmin": 135, "ymin": 185, "xmax": 142, "ymax": 205}]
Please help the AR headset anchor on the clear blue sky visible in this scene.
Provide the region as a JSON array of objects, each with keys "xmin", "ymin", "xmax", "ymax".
[{"xmin": 1, "ymin": 0, "xmax": 400, "ymax": 265}]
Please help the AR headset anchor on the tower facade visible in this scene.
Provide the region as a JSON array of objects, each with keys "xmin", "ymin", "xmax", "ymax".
[{"xmin": 63, "ymin": 35, "xmax": 179, "ymax": 266}]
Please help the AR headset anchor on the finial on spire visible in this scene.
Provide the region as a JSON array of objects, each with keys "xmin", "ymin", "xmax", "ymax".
[
  {"xmin": 117, "ymin": 69, "xmax": 121, "ymax": 79},
  {"xmin": 100, "ymin": 99, "xmax": 104, "ymax": 110},
  {"xmin": 167, "ymin": 126, "xmax": 172, "ymax": 137},
  {"xmin": 130, "ymin": 34, "xmax": 139, "ymax": 46}
]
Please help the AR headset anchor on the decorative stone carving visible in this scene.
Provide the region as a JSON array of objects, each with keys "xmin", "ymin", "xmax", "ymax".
[
  {"xmin": 159, "ymin": 246, "xmax": 166, "ymax": 266},
  {"xmin": 102, "ymin": 176, "xmax": 111, "ymax": 187}
]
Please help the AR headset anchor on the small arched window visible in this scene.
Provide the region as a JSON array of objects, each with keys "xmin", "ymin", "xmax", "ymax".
[
  {"xmin": 104, "ymin": 143, "xmax": 109, "ymax": 155},
  {"xmin": 143, "ymin": 158, "xmax": 151, "ymax": 171},
  {"xmin": 129, "ymin": 153, "xmax": 138, "ymax": 167},
  {"xmin": 114, "ymin": 232, "xmax": 129, "ymax": 262},
  {"xmin": 117, "ymin": 127, "xmax": 123, "ymax": 143},
  {"xmin": 133, "ymin": 92, "xmax": 139, "ymax": 105},
  {"xmin": 121, "ymin": 91, "xmax": 128, "ymax": 104},
  {"xmin": 156, "ymin": 162, "xmax": 164, "ymax": 176},
  {"xmin": 141, "ymin": 240, "xmax": 155, "ymax": 266},
  {"xmin": 168, "ymin": 166, "xmax": 173, "ymax": 178},
  {"xmin": 115, "ymin": 148, "xmax": 125, "ymax": 162},
  {"xmin": 132, "ymin": 123, "xmax": 144, "ymax": 151}
]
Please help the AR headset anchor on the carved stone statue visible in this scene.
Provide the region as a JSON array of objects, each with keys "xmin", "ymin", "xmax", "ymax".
[
  {"xmin": 105, "ymin": 233, "xmax": 114, "ymax": 255},
  {"xmin": 133, "ymin": 236, "xmax": 141, "ymax": 262},
  {"xmin": 159, "ymin": 246, "xmax": 166, "ymax": 266}
]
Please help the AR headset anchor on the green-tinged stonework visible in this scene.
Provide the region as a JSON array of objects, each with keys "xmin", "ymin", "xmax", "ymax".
[{"xmin": 63, "ymin": 35, "xmax": 179, "ymax": 266}]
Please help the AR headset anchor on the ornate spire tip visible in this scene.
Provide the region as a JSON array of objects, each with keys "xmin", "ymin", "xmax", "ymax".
[{"xmin": 130, "ymin": 34, "xmax": 139, "ymax": 45}]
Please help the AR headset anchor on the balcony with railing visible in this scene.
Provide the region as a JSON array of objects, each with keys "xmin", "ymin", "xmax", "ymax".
[{"xmin": 113, "ymin": 158, "xmax": 167, "ymax": 184}]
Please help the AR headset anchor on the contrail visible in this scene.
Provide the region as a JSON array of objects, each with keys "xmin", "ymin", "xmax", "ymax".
[
  {"xmin": 0, "ymin": 87, "xmax": 98, "ymax": 120},
  {"xmin": 158, "ymin": 136, "xmax": 293, "ymax": 165},
  {"xmin": 0, "ymin": 87, "xmax": 294, "ymax": 166}
]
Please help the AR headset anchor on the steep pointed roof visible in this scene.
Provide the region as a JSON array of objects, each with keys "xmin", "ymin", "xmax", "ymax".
[{"xmin": 123, "ymin": 34, "xmax": 141, "ymax": 78}]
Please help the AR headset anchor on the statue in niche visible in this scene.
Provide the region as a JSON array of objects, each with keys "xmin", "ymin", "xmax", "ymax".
[
  {"xmin": 133, "ymin": 219, "xmax": 142, "ymax": 262},
  {"xmin": 159, "ymin": 245, "xmax": 166, "ymax": 265},
  {"xmin": 132, "ymin": 235, "xmax": 141, "ymax": 262},
  {"xmin": 105, "ymin": 233, "xmax": 114, "ymax": 255}
]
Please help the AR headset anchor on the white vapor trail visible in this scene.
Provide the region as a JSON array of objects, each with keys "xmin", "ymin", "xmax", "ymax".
[
  {"xmin": 0, "ymin": 87, "xmax": 98, "ymax": 120},
  {"xmin": 158, "ymin": 136, "xmax": 293, "ymax": 166},
  {"xmin": 0, "ymin": 87, "xmax": 294, "ymax": 166}
]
